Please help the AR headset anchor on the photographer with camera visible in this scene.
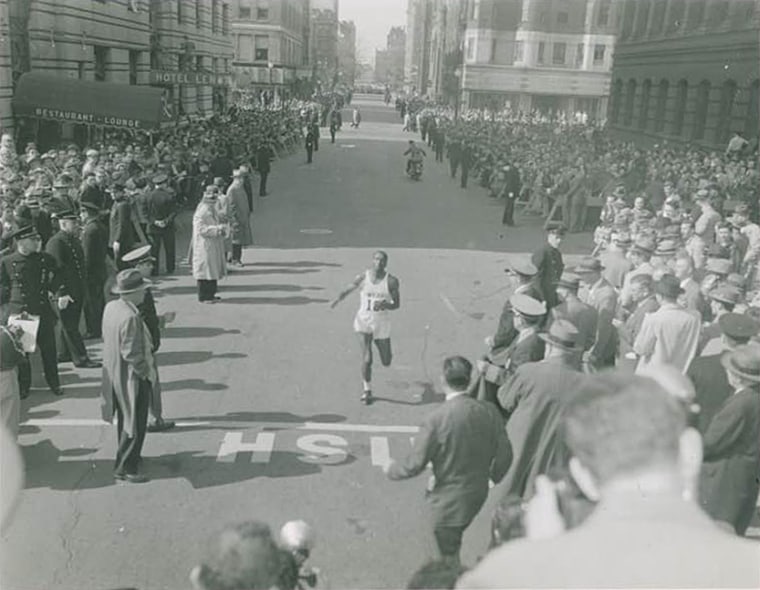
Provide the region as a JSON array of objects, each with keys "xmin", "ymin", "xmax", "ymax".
[{"xmin": 457, "ymin": 372, "xmax": 760, "ymax": 589}]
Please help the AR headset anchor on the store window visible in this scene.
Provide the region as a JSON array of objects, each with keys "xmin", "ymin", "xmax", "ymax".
[
  {"xmin": 257, "ymin": 0, "xmax": 270, "ymax": 20},
  {"xmin": 239, "ymin": 1, "xmax": 251, "ymax": 19}
]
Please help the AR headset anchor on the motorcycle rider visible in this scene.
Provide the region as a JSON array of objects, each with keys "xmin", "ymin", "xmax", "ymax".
[{"xmin": 404, "ymin": 140, "xmax": 426, "ymax": 176}]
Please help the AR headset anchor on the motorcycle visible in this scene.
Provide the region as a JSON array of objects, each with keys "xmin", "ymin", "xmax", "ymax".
[{"xmin": 408, "ymin": 160, "xmax": 423, "ymax": 181}]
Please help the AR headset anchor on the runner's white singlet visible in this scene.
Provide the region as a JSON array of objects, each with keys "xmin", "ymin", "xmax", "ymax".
[{"xmin": 353, "ymin": 270, "xmax": 392, "ymax": 338}]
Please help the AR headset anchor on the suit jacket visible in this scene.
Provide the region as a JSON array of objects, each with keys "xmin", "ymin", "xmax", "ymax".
[
  {"xmin": 457, "ymin": 491, "xmax": 760, "ymax": 589},
  {"xmin": 550, "ymin": 295, "xmax": 598, "ymax": 352},
  {"xmin": 503, "ymin": 329, "xmax": 545, "ymax": 376},
  {"xmin": 586, "ymin": 277, "xmax": 618, "ymax": 365},
  {"xmin": 617, "ymin": 295, "xmax": 659, "ymax": 356},
  {"xmin": 256, "ymin": 146, "xmax": 274, "ymax": 172},
  {"xmin": 686, "ymin": 353, "xmax": 731, "ymax": 434},
  {"xmin": 532, "ymin": 244, "xmax": 563, "ymax": 309},
  {"xmin": 109, "ymin": 200, "xmax": 136, "ymax": 250},
  {"xmin": 388, "ymin": 395, "xmax": 512, "ymax": 527},
  {"xmin": 699, "ymin": 386, "xmax": 760, "ymax": 535},
  {"xmin": 81, "ymin": 218, "xmax": 108, "ymax": 281},
  {"xmin": 496, "ymin": 358, "xmax": 587, "ymax": 500},
  {"xmin": 45, "ymin": 230, "xmax": 86, "ymax": 303},
  {"xmin": 100, "ymin": 298, "xmax": 155, "ymax": 437}
]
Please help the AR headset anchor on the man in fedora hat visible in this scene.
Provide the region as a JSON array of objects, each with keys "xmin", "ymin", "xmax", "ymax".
[
  {"xmin": 532, "ymin": 223, "xmax": 565, "ymax": 309},
  {"xmin": 575, "ymin": 257, "xmax": 617, "ymax": 370},
  {"xmin": 619, "ymin": 236, "xmax": 655, "ymax": 310},
  {"xmin": 80, "ymin": 200, "xmax": 109, "ymax": 339},
  {"xmin": 673, "ymin": 254, "xmax": 707, "ymax": 320},
  {"xmin": 697, "ymin": 285, "xmax": 743, "ymax": 356},
  {"xmin": 496, "ymin": 319, "xmax": 587, "ymax": 501},
  {"xmin": 121, "ymin": 245, "xmax": 175, "ymax": 433},
  {"xmin": 224, "ymin": 168, "xmax": 253, "ymax": 267},
  {"xmin": 0, "ymin": 223, "xmax": 65, "ymax": 397},
  {"xmin": 633, "ymin": 274, "xmax": 701, "ymax": 374},
  {"xmin": 599, "ymin": 231, "xmax": 632, "ymax": 290},
  {"xmin": 700, "ymin": 344, "xmax": 760, "ymax": 536},
  {"xmin": 101, "ymin": 268, "xmax": 156, "ymax": 483},
  {"xmin": 45, "ymin": 208, "xmax": 101, "ymax": 369},
  {"xmin": 613, "ymin": 273, "xmax": 659, "ymax": 369},
  {"xmin": 550, "ymin": 272, "xmax": 597, "ymax": 356},
  {"xmin": 688, "ymin": 313, "xmax": 759, "ymax": 433}
]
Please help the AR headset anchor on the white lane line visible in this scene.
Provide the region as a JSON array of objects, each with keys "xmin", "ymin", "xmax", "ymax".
[
  {"xmin": 300, "ymin": 422, "xmax": 419, "ymax": 434},
  {"xmin": 370, "ymin": 436, "xmax": 391, "ymax": 468}
]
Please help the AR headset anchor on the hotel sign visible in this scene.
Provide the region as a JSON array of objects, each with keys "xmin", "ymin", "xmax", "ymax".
[{"xmin": 150, "ymin": 71, "xmax": 233, "ymax": 86}]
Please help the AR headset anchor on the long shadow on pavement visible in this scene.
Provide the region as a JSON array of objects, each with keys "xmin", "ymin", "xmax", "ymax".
[
  {"xmin": 218, "ymin": 296, "xmax": 329, "ymax": 305},
  {"xmin": 162, "ymin": 327, "xmax": 242, "ymax": 339},
  {"xmin": 246, "ymin": 261, "xmax": 342, "ymax": 268},
  {"xmin": 156, "ymin": 351, "xmax": 247, "ymax": 366},
  {"xmin": 182, "ymin": 410, "xmax": 347, "ymax": 424},
  {"xmin": 159, "ymin": 284, "xmax": 324, "ymax": 296},
  {"xmin": 161, "ymin": 378, "xmax": 228, "ymax": 392},
  {"xmin": 21, "ymin": 440, "xmax": 352, "ymax": 490}
]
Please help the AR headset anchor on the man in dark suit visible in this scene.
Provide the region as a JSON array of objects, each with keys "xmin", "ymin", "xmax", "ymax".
[
  {"xmin": 700, "ymin": 344, "xmax": 760, "ymax": 536},
  {"xmin": 687, "ymin": 313, "xmax": 758, "ymax": 434},
  {"xmin": 459, "ymin": 141, "xmax": 473, "ymax": 189},
  {"xmin": 305, "ymin": 128, "xmax": 315, "ymax": 164},
  {"xmin": 614, "ymin": 273, "xmax": 658, "ymax": 369},
  {"xmin": 146, "ymin": 173, "xmax": 176, "ymax": 276},
  {"xmin": 80, "ymin": 201, "xmax": 109, "ymax": 339},
  {"xmin": 532, "ymin": 223, "xmax": 565, "ymax": 309},
  {"xmin": 45, "ymin": 209, "xmax": 101, "ymax": 369},
  {"xmin": 309, "ymin": 119, "xmax": 320, "ymax": 152},
  {"xmin": 256, "ymin": 143, "xmax": 274, "ymax": 197},
  {"xmin": 497, "ymin": 320, "xmax": 586, "ymax": 501},
  {"xmin": 385, "ymin": 356, "xmax": 512, "ymax": 565},
  {"xmin": 575, "ymin": 257, "xmax": 618, "ymax": 370},
  {"xmin": 447, "ymin": 137, "xmax": 461, "ymax": 179},
  {"xmin": 501, "ymin": 163, "xmax": 521, "ymax": 227},
  {"xmin": 550, "ymin": 272, "xmax": 598, "ymax": 356},
  {"xmin": 0, "ymin": 224, "xmax": 65, "ymax": 397},
  {"xmin": 109, "ymin": 182, "xmax": 137, "ymax": 270}
]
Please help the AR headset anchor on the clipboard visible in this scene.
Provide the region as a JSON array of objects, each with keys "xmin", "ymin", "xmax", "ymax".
[{"xmin": 7, "ymin": 314, "xmax": 40, "ymax": 353}]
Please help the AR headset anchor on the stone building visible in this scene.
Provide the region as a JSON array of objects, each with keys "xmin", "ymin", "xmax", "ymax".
[
  {"xmin": 375, "ymin": 26, "xmax": 406, "ymax": 89},
  {"xmin": 338, "ymin": 19, "xmax": 356, "ymax": 86},
  {"xmin": 608, "ymin": 0, "xmax": 759, "ymax": 148},
  {"xmin": 460, "ymin": 0, "xmax": 619, "ymax": 118}
]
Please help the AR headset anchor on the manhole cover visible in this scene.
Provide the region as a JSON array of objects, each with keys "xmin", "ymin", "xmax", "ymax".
[{"xmin": 300, "ymin": 228, "xmax": 333, "ymax": 235}]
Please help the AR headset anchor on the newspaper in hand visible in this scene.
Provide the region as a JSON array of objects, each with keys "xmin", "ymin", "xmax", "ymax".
[{"xmin": 7, "ymin": 314, "xmax": 40, "ymax": 353}]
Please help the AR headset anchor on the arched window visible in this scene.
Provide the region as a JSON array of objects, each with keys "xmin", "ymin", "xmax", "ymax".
[
  {"xmin": 673, "ymin": 79, "xmax": 688, "ymax": 136},
  {"xmin": 715, "ymin": 80, "xmax": 737, "ymax": 144},
  {"xmin": 693, "ymin": 80, "xmax": 711, "ymax": 140},
  {"xmin": 624, "ymin": 79, "xmax": 637, "ymax": 127},
  {"xmin": 639, "ymin": 79, "xmax": 652, "ymax": 130},
  {"xmin": 654, "ymin": 79, "xmax": 669, "ymax": 131},
  {"xmin": 746, "ymin": 79, "xmax": 759, "ymax": 139},
  {"xmin": 610, "ymin": 78, "xmax": 623, "ymax": 124}
]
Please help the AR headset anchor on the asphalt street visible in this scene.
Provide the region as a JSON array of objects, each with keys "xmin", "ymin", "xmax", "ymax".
[{"xmin": 1, "ymin": 95, "xmax": 594, "ymax": 590}]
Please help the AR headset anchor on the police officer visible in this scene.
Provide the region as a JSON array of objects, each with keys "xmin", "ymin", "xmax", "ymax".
[
  {"xmin": 46, "ymin": 208, "xmax": 101, "ymax": 369},
  {"xmin": 146, "ymin": 173, "xmax": 176, "ymax": 276},
  {"xmin": 532, "ymin": 223, "xmax": 566, "ymax": 309},
  {"xmin": 80, "ymin": 201, "xmax": 109, "ymax": 339},
  {"xmin": 0, "ymin": 224, "xmax": 65, "ymax": 397}
]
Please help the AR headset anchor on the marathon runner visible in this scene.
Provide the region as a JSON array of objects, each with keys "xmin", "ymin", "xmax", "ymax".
[{"xmin": 330, "ymin": 251, "xmax": 401, "ymax": 404}]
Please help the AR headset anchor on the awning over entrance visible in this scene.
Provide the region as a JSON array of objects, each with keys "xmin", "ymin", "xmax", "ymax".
[{"xmin": 12, "ymin": 72, "xmax": 166, "ymax": 131}]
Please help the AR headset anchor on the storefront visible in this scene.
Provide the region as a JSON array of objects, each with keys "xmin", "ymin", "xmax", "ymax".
[{"xmin": 12, "ymin": 72, "xmax": 166, "ymax": 149}]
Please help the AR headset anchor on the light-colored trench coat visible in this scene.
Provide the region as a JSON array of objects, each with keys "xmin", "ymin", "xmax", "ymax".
[
  {"xmin": 192, "ymin": 200, "xmax": 227, "ymax": 280},
  {"xmin": 100, "ymin": 298, "xmax": 155, "ymax": 437}
]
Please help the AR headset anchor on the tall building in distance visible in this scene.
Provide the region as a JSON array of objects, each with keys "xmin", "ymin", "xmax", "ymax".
[
  {"xmin": 459, "ymin": 0, "xmax": 619, "ymax": 118},
  {"xmin": 338, "ymin": 20, "xmax": 356, "ymax": 86},
  {"xmin": 427, "ymin": 0, "xmax": 467, "ymax": 102},
  {"xmin": 310, "ymin": 0, "xmax": 339, "ymax": 88},
  {"xmin": 375, "ymin": 26, "xmax": 406, "ymax": 89},
  {"xmin": 230, "ymin": 0, "xmax": 310, "ymax": 100},
  {"xmin": 404, "ymin": 0, "xmax": 433, "ymax": 94},
  {"xmin": 608, "ymin": 0, "xmax": 759, "ymax": 148}
]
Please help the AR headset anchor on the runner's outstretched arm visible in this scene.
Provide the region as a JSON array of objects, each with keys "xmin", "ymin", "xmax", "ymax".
[{"xmin": 329, "ymin": 274, "xmax": 364, "ymax": 308}]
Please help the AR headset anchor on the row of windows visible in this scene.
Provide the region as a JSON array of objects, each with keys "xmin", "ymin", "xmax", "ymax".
[
  {"xmin": 238, "ymin": 0, "xmax": 270, "ymax": 21},
  {"xmin": 173, "ymin": 0, "xmax": 229, "ymax": 34},
  {"xmin": 469, "ymin": 0, "xmax": 612, "ymax": 27},
  {"xmin": 466, "ymin": 38, "xmax": 606, "ymax": 67},
  {"xmin": 610, "ymin": 77, "xmax": 760, "ymax": 143}
]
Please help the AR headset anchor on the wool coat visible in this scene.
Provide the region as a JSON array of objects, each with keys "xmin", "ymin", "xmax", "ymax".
[
  {"xmin": 191, "ymin": 201, "xmax": 227, "ymax": 281},
  {"xmin": 225, "ymin": 181, "xmax": 253, "ymax": 246}
]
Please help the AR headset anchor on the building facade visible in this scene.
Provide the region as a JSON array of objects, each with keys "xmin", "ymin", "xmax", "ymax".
[
  {"xmin": 427, "ymin": 0, "xmax": 467, "ymax": 101},
  {"xmin": 0, "ymin": 0, "xmax": 12, "ymax": 132},
  {"xmin": 460, "ymin": 0, "xmax": 618, "ymax": 118},
  {"xmin": 2, "ymin": 0, "xmax": 232, "ymax": 138},
  {"xmin": 230, "ymin": 0, "xmax": 309, "ymax": 99},
  {"xmin": 310, "ymin": 0, "xmax": 339, "ymax": 88},
  {"xmin": 404, "ymin": 0, "xmax": 433, "ymax": 93},
  {"xmin": 337, "ymin": 19, "xmax": 356, "ymax": 86},
  {"xmin": 608, "ymin": 0, "xmax": 760, "ymax": 148},
  {"xmin": 375, "ymin": 26, "xmax": 406, "ymax": 88}
]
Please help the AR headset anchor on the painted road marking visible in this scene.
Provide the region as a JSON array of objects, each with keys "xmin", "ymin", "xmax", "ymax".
[
  {"xmin": 297, "ymin": 434, "xmax": 349, "ymax": 464},
  {"xmin": 370, "ymin": 436, "xmax": 391, "ymax": 468},
  {"xmin": 439, "ymin": 293, "xmax": 462, "ymax": 317},
  {"xmin": 299, "ymin": 422, "xmax": 419, "ymax": 434},
  {"xmin": 217, "ymin": 432, "xmax": 274, "ymax": 463},
  {"xmin": 299, "ymin": 228, "xmax": 333, "ymax": 235}
]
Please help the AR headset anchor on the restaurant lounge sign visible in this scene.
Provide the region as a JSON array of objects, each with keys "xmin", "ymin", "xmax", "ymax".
[
  {"xmin": 150, "ymin": 71, "xmax": 232, "ymax": 86},
  {"xmin": 33, "ymin": 107, "xmax": 144, "ymax": 128}
]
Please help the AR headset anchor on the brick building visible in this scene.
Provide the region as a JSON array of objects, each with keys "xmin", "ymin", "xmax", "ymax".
[{"xmin": 608, "ymin": 0, "xmax": 760, "ymax": 148}]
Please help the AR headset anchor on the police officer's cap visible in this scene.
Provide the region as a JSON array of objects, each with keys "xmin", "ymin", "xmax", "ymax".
[
  {"xmin": 510, "ymin": 293, "xmax": 546, "ymax": 318},
  {"xmin": 719, "ymin": 312, "xmax": 759, "ymax": 341},
  {"xmin": 52, "ymin": 208, "xmax": 78, "ymax": 220},
  {"xmin": 121, "ymin": 244, "xmax": 155, "ymax": 265},
  {"xmin": 8, "ymin": 224, "xmax": 40, "ymax": 240},
  {"xmin": 546, "ymin": 222, "xmax": 566, "ymax": 236},
  {"xmin": 507, "ymin": 259, "xmax": 537, "ymax": 277},
  {"xmin": 152, "ymin": 173, "xmax": 168, "ymax": 185}
]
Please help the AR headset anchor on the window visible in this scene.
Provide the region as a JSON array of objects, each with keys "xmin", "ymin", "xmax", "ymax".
[
  {"xmin": 649, "ymin": 0, "xmax": 666, "ymax": 36},
  {"xmin": 212, "ymin": 57, "xmax": 218, "ymax": 72},
  {"xmin": 552, "ymin": 42, "xmax": 566, "ymax": 65},
  {"xmin": 150, "ymin": 49, "xmax": 160, "ymax": 69},
  {"xmin": 575, "ymin": 43, "xmax": 584, "ymax": 67},
  {"xmin": 610, "ymin": 79, "xmax": 623, "ymax": 124},
  {"xmin": 673, "ymin": 79, "xmax": 688, "ymax": 136},
  {"xmin": 94, "ymin": 45, "xmax": 109, "ymax": 81},
  {"xmin": 693, "ymin": 80, "xmax": 711, "ymax": 140},
  {"xmin": 211, "ymin": 0, "xmax": 218, "ymax": 32},
  {"xmin": 222, "ymin": 3, "xmax": 228, "ymax": 34},
  {"xmin": 654, "ymin": 79, "xmax": 669, "ymax": 131},
  {"xmin": 597, "ymin": 0, "xmax": 611, "ymax": 25},
  {"xmin": 178, "ymin": 53, "xmax": 189, "ymax": 72},
  {"xmin": 239, "ymin": 4, "xmax": 251, "ymax": 19},
  {"xmin": 623, "ymin": 79, "xmax": 636, "ymax": 126},
  {"xmin": 557, "ymin": 11, "xmax": 568, "ymax": 24},
  {"xmin": 237, "ymin": 35, "xmax": 253, "ymax": 61},
  {"xmin": 254, "ymin": 35, "xmax": 269, "ymax": 61},
  {"xmin": 177, "ymin": 0, "xmax": 183, "ymax": 24},
  {"xmin": 633, "ymin": 0, "xmax": 651, "ymax": 37},
  {"xmin": 593, "ymin": 44, "xmax": 605, "ymax": 65},
  {"xmin": 257, "ymin": 0, "xmax": 270, "ymax": 20},
  {"xmin": 490, "ymin": 39, "xmax": 497, "ymax": 63},
  {"xmin": 129, "ymin": 50, "xmax": 140, "ymax": 85},
  {"xmin": 466, "ymin": 37, "xmax": 474, "ymax": 60},
  {"xmin": 716, "ymin": 80, "xmax": 736, "ymax": 144},
  {"xmin": 537, "ymin": 41, "xmax": 545, "ymax": 64},
  {"xmin": 620, "ymin": 0, "xmax": 636, "ymax": 39},
  {"xmin": 639, "ymin": 79, "xmax": 651, "ymax": 130},
  {"xmin": 195, "ymin": 0, "xmax": 201, "ymax": 28},
  {"xmin": 196, "ymin": 55, "xmax": 204, "ymax": 71},
  {"xmin": 513, "ymin": 40, "xmax": 523, "ymax": 62}
]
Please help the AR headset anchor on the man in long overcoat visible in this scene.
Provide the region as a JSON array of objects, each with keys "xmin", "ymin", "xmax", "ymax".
[
  {"xmin": 224, "ymin": 169, "xmax": 253, "ymax": 267},
  {"xmin": 192, "ymin": 187, "xmax": 228, "ymax": 303},
  {"xmin": 100, "ymin": 269, "xmax": 154, "ymax": 483}
]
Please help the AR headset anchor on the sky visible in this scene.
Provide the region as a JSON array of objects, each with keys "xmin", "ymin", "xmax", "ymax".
[{"xmin": 339, "ymin": 0, "xmax": 407, "ymax": 64}]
